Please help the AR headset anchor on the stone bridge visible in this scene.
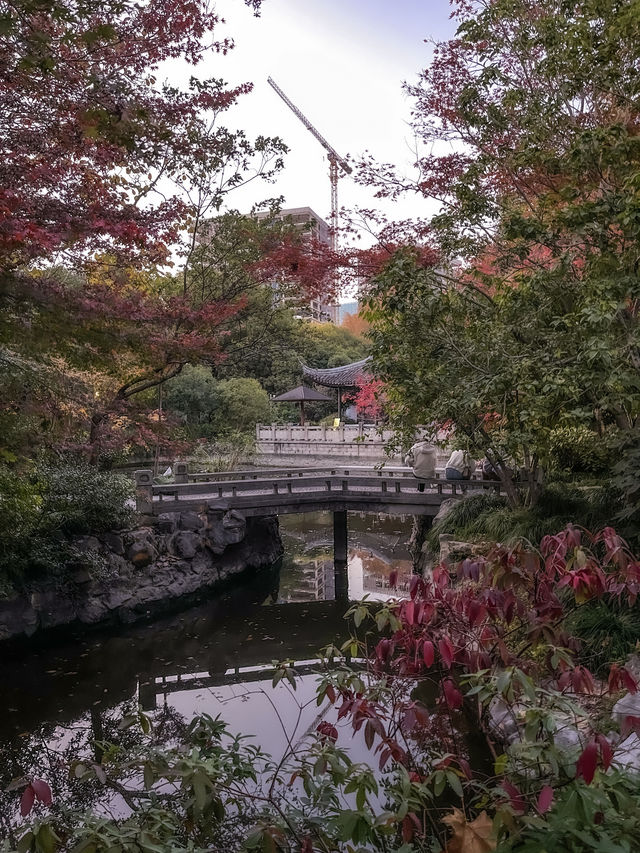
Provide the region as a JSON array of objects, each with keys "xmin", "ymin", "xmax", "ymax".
[{"xmin": 134, "ymin": 466, "xmax": 500, "ymax": 562}]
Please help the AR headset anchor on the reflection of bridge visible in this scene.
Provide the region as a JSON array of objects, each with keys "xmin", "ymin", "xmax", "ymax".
[
  {"xmin": 140, "ymin": 660, "xmax": 329, "ymax": 710},
  {"xmin": 134, "ymin": 465, "xmax": 500, "ymax": 562}
]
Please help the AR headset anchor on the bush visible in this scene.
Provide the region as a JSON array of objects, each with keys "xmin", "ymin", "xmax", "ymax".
[
  {"xmin": 190, "ymin": 433, "xmax": 256, "ymax": 472},
  {"xmin": 210, "ymin": 378, "xmax": 271, "ymax": 435},
  {"xmin": 425, "ymin": 481, "xmax": 625, "ymax": 554},
  {"xmin": 548, "ymin": 425, "xmax": 611, "ymax": 473},
  {"xmin": 0, "ymin": 463, "xmax": 133, "ymax": 594},
  {"xmin": 36, "ymin": 463, "xmax": 133, "ymax": 536}
]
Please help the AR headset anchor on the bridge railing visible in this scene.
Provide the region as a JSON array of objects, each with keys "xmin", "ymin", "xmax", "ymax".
[
  {"xmin": 256, "ymin": 423, "xmax": 395, "ymax": 444},
  {"xmin": 135, "ymin": 467, "xmax": 498, "ymax": 513},
  {"xmin": 182, "ymin": 465, "xmax": 419, "ymax": 483}
]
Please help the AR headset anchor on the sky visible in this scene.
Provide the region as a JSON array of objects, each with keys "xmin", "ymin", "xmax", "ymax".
[{"xmin": 195, "ymin": 0, "xmax": 458, "ymax": 235}]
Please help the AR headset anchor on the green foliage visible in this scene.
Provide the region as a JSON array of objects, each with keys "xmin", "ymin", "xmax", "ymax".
[
  {"xmin": 164, "ymin": 365, "xmax": 220, "ymax": 426},
  {"xmin": 426, "ymin": 482, "xmax": 626, "ymax": 553},
  {"xmin": 0, "ymin": 463, "xmax": 133, "ymax": 594},
  {"xmin": 612, "ymin": 428, "xmax": 640, "ymax": 531},
  {"xmin": 190, "ymin": 433, "xmax": 256, "ymax": 472},
  {"xmin": 548, "ymin": 426, "xmax": 611, "ymax": 474},
  {"xmin": 568, "ymin": 600, "xmax": 640, "ymax": 675},
  {"xmin": 35, "ymin": 464, "xmax": 133, "ymax": 536},
  {"xmin": 500, "ymin": 772, "xmax": 640, "ymax": 852},
  {"xmin": 362, "ymin": 0, "xmax": 640, "ymax": 513},
  {"xmin": 210, "ymin": 378, "xmax": 271, "ymax": 435}
]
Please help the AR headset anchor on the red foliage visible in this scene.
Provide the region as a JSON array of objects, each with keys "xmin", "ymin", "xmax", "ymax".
[
  {"xmin": 330, "ymin": 525, "xmax": 640, "ymax": 814},
  {"xmin": 1, "ymin": 0, "xmax": 265, "ymax": 269},
  {"xmin": 353, "ymin": 379, "xmax": 387, "ymax": 421}
]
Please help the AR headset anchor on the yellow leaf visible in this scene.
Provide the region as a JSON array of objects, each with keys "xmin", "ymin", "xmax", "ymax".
[{"xmin": 443, "ymin": 809, "xmax": 496, "ymax": 853}]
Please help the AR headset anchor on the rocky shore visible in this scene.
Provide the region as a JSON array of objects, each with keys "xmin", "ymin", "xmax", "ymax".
[{"xmin": 0, "ymin": 508, "xmax": 283, "ymax": 642}]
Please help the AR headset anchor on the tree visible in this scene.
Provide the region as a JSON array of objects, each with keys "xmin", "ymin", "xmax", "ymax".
[
  {"xmin": 210, "ymin": 377, "xmax": 270, "ymax": 435},
  {"xmin": 0, "ymin": 0, "xmax": 271, "ymax": 271},
  {"xmin": 359, "ymin": 0, "xmax": 640, "ymax": 507},
  {"xmin": 0, "ymin": 0, "xmax": 318, "ymax": 464}
]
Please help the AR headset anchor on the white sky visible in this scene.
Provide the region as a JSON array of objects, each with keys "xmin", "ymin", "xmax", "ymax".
[{"xmin": 196, "ymin": 0, "xmax": 458, "ymax": 235}]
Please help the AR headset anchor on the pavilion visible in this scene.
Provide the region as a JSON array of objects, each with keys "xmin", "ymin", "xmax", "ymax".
[
  {"xmin": 302, "ymin": 356, "xmax": 372, "ymax": 420},
  {"xmin": 271, "ymin": 384, "xmax": 332, "ymax": 426}
]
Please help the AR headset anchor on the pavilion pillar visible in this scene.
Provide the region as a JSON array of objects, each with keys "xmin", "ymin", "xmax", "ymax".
[
  {"xmin": 333, "ymin": 510, "xmax": 348, "ymax": 562},
  {"xmin": 334, "ymin": 560, "xmax": 349, "ymax": 603}
]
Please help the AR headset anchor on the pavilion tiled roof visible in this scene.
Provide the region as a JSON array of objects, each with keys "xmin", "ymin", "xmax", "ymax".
[
  {"xmin": 302, "ymin": 356, "xmax": 372, "ymax": 388},
  {"xmin": 271, "ymin": 385, "xmax": 332, "ymax": 402}
]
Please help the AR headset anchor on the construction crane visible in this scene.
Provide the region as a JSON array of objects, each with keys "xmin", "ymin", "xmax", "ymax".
[{"xmin": 267, "ymin": 76, "xmax": 351, "ymax": 251}]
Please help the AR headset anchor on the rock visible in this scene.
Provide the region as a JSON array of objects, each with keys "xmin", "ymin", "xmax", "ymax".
[
  {"xmin": 100, "ymin": 532, "xmax": 125, "ymax": 556},
  {"xmin": 104, "ymin": 587, "xmax": 134, "ymax": 610},
  {"xmin": 222, "ymin": 509, "xmax": 246, "ymax": 544},
  {"xmin": 614, "ymin": 733, "xmax": 640, "ymax": 774},
  {"xmin": 0, "ymin": 512, "xmax": 283, "ymax": 641},
  {"xmin": 170, "ymin": 531, "xmax": 200, "ymax": 560},
  {"xmin": 72, "ymin": 569, "xmax": 91, "ymax": 585},
  {"xmin": 612, "ymin": 691, "xmax": 640, "ymax": 728},
  {"xmin": 155, "ymin": 513, "xmax": 181, "ymax": 534},
  {"xmin": 433, "ymin": 498, "xmax": 461, "ymax": 524},
  {"xmin": 489, "ymin": 696, "xmax": 582, "ymax": 752},
  {"xmin": 125, "ymin": 528, "xmax": 157, "ymax": 568},
  {"xmin": 74, "ymin": 535, "xmax": 102, "ymax": 554},
  {"xmin": 0, "ymin": 597, "xmax": 38, "ymax": 640},
  {"xmin": 180, "ymin": 511, "xmax": 204, "ymax": 531},
  {"xmin": 77, "ymin": 598, "xmax": 109, "ymax": 624},
  {"xmin": 488, "ymin": 697, "xmax": 523, "ymax": 744}
]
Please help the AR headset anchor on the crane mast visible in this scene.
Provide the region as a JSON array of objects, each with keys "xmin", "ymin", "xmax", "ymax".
[{"xmin": 267, "ymin": 76, "xmax": 351, "ymax": 251}]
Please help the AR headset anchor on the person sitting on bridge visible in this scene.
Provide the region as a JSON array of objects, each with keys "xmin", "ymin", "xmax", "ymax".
[
  {"xmin": 404, "ymin": 440, "xmax": 437, "ymax": 492},
  {"xmin": 445, "ymin": 450, "xmax": 473, "ymax": 480}
]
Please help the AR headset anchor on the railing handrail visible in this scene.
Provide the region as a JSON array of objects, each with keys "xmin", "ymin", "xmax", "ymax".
[{"xmin": 185, "ymin": 465, "xmax": 419, "ymax": 482}]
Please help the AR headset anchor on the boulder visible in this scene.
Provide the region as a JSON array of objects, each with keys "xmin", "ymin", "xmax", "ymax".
[
  {"xmin": 222, "ymin": 509, "xmax": 246, "ymax": 544},
  {"xmin": 614, "ymin": 733, "xmax": 640, "ymax": 774},
  {"xmin": 125, "ymin": 528, "xmax": 157, "ymax": 568},
  {"xmin": 100, "ymin": 532, "xmax": 125, "ymax": 556},
  {"xmin": 74, "ymin": 535, "xmax": 102, "ymax": 554},
  {"xmin": 0, "ymin": 596, "xmax": 38, "ymax": 640},
  {"xmin": 180, "ymin": 511, "xmax": 204, "ymax": 531},
  {"xmin": 155, "ymin": 513, "xmax": 180, "ymax": 534},
  {"xmin": 612, "ymin": 691, "xmax": 640, "ymax": 728},
  {"xmin": 170, "ymin": 531, "xmax": 200, "ymax": 560}
]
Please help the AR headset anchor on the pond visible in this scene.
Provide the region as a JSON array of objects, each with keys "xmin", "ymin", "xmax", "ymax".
[{"xmin": 0, "ymin": 511, "xmax": 416, "ymax": 824}]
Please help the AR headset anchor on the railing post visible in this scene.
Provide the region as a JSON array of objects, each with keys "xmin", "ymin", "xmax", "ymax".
[
  {"xmin": 174, "ymin": 461, "xmax": 188, "ymax": 484},
  {"xmin": 134, "ymin": 469, "xmax": 153, "ymax": 514}
]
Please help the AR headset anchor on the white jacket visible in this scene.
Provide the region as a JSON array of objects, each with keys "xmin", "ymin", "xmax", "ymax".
[
  {"xmin": 405, "ymin": 442, "xmax": 437, "ymax": 479},
  {"xmin": 445, "ymin": 450, "xmax": 473, "ymax": 474}
]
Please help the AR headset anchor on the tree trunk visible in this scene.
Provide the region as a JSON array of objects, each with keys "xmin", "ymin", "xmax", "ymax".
[
  {"xmin": 88, "ymin": 409, "xmax": 108, "ymax": 466},
  {"xmin": 408, "ymin": 515, "xmax": 433, "ymax": 574}
]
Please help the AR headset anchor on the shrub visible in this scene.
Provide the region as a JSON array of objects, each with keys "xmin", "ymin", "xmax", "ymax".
[
  {"xmin": 548, "ymin": 425, "xmax": 610, "ymax": 473},
  {"xmin": 36, "ymin": 463, "xmax": 133, "ymax": 536},
  {"xmin": 210, "ymin": 378, "xmax": 271, "ymax": 435},
  {"xmin": 0, "ymin": 463, "xmax": 133, "ymax": 594}
]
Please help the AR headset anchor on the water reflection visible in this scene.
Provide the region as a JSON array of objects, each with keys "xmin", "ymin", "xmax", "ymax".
[{"xmin": 0, "ymin": 512, "xmax": 415, "ymax": 821}]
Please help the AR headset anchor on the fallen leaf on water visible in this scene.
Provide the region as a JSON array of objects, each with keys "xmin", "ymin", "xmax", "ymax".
[{"xmin": 443, "ymin": 809, "xmax": 496, "ymax": 853}]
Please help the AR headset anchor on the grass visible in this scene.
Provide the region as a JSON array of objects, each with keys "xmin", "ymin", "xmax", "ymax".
[{"xmin": 425, "ymin": 480, "xmax": 629, "ymax": 554}]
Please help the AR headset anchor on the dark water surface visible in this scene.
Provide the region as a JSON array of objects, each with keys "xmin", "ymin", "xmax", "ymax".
[{"xmin": 0, "ymin": 513, "xmax": 414, "ymax": 762}]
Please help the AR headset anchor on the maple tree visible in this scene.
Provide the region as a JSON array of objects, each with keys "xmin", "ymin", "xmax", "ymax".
[{"xmin": 1, "ymin": 0, "xmax": 344, "ymax": 463}]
